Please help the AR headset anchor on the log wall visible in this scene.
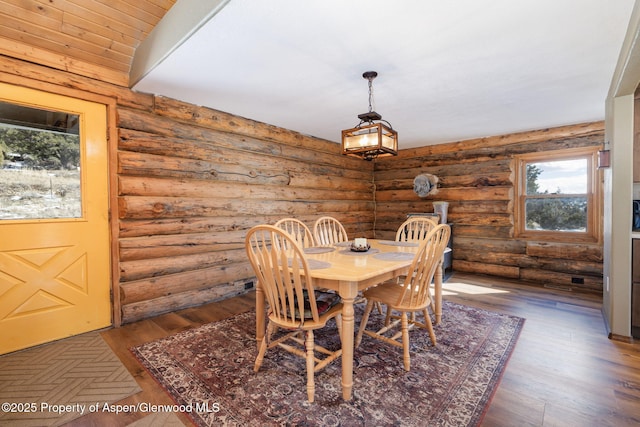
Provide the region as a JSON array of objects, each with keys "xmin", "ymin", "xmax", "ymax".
[
  {"xmin": 116, "ymin": 98, "xmax": 375, "ymax": 323},
  {"xmin": 373, "ymin": 122, "xmax": 605, "ymax": 293}
]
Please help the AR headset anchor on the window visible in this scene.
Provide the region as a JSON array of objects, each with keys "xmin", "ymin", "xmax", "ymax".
[
  {"xmin": 0, "ymin": 101, "xmax": 81, "ymax": 220},
  {"xmin": 514, "ymin": 147, "xmax": 600, "ymax": 242}
]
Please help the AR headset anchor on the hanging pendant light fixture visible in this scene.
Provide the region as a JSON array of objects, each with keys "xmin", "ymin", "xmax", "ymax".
[{"xmin": 341, "ymin": 71, "xmax": 398, "ymax": 161}]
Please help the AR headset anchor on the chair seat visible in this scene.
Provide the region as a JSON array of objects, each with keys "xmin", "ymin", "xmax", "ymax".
[
  {"xmin": 273, "ymin": 298, "xmax": 343, "ymax": 331},
  {"xmin": 305, "ymin": 290, "xmax": 341, "ymax": 318},
  {"xmin": 363, "ymin": 281, "xmax": 429, "ymax": 312}
]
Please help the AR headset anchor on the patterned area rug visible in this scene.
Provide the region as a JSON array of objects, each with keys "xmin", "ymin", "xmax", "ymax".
[
  {"xmin": 0, "ymin": 330, "xmax": 141, "ymax": 426},
  {"xmin": 132, "ymin": 301, "xmax": 524, "ymax": 426}
]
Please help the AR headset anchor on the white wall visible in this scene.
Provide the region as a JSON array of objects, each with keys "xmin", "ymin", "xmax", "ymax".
[
  {"xmin": 604, "ymin": 0, "xmax": 640, "ymax": 338},
  {"xmin": 604, "ymin": 95, "xmax": 634, "ymax": 337}
]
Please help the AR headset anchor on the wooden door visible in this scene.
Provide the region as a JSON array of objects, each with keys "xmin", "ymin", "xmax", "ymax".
[{"xmin": 0, "ymin": 83, "xmax": 111, "ymax": 354}]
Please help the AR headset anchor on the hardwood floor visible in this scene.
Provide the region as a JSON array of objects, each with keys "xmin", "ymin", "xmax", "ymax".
[{"xmin": 68, "ymin": 272, "xmax": 640, "ymax": 426}]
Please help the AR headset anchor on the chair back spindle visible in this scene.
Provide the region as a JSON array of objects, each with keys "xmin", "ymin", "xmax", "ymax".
[
  {"xmin": 396, "ymin": 217, "xmax": 438, "ymax": 243},
  {"xmin": 313, "ymin": 216, "xmax": 349, "ymax": 246},
  {"xmin": 275, "ymin": 218, "xmax": 315, "ymax": 248}
]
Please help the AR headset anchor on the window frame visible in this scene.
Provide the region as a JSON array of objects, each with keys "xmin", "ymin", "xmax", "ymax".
[{"xmin": 514, "ymin": 146, "xmax": 601, "ymax": 243}]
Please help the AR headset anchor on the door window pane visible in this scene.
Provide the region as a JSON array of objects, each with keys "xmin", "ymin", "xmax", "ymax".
[{"xmin": 0, "ymin": 101, "xmax": 81, "ymax": 220}]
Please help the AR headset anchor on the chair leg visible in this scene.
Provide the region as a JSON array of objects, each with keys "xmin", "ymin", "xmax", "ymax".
[
  {"xmin": 356, "ymin": 299, "xmax": 375, "ymax": 347},
  {"xmin": 335, "ymin": 314, "xmax": 343, "ymax": 343},
  {"xmin": 254, "ymin": 322, "xmax": 273, "ymax": 372},
  {"xmin": 421, "ymin": 308, "xmax": 431, "ymax": 328},
  {"xmin": 401, "ymin": 312, "xmax": 410, "ymax": 371},
  {"xmin": 384, "ymin": 305, "xmax": 392, "ymax": 326},
  {"xmin": 305, "ymin": 330, "xmax": 315, "ymax": 403},
  {"xmin": 423, "ymin": 308, "xmax": 437, "ymax": 346},
  {"xmin": 375, "ymin": 301, "xmax": 384, "ymax": 314}
]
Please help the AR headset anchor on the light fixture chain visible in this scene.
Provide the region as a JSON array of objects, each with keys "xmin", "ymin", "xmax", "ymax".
[{"xmin": 368, "ymin": 77, "xmax": 375, "ymax": 113}]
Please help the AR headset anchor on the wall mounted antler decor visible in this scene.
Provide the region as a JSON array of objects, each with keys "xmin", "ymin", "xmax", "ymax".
[{"xmin": 413, "ymin": 173, "xmax": 439, "ymax": 197}]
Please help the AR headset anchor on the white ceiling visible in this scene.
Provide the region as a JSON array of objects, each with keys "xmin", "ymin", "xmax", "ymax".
[{"xmin": 132, "ymin": 0, "xmax": 636, "ymax": 149}]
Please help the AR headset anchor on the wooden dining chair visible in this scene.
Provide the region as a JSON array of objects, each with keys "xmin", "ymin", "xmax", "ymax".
[
  {"xmin": 246, "ymin": 225, "xmax": 343, "ymax": 402},
  {"xmin": 396, "ymin": 216, "xmax": 438, "ymax": 242},
  {"xmin": 313, "ymin": 216, "xmax": 349, "ymax": 246},
  {"xmin": 355, "ymin": 224, "xmax": 451, "ymax": 371},
  {"xmin": 368, "ymin": 216, "xmax": 440, "ymax": 315},
  {"xmin": 275, "ymin": 218, "xmax": 315, "ymax": 248},
  {"xmin": 395, "ymin": 216, "xmax": 443, "ymax": 315}
]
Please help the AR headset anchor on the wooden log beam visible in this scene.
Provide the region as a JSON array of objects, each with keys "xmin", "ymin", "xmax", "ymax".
[
  {"xmin": 454, "ymin": 237, "xmax": 526, "ymax": 254},
  {"xmin": 118, "ymin": 196, "xmax": 372, "ymax": 219},
  {"xmin": 375, "ymin": 186, "xmax": 512, "ymax": 202},
  {"xmin": 120, "ymin": 262, "xmax": 253, "ymax": 305},
  {"xmin": 119, "ymin": 230, "xmax": 246, "ymax": 261},
  {"xmin": 452, "ymin": 260, "xmax": 520, "ymax": 278},
  {"xmin": 118, "ymin": 212, "xmax": 373, "ymax": 238},
  {"xmin": 118, "ymin": 175, "xmax": 371, "ymax": 201},
  {"xmin": 118, "ymin": 151, "xmax": 292, "ymax": 185},
  {"xmin": 121, "ymin": 279, "xmax": 252, "ymax": 324},
  {"xmin": 374, "ymin": 172, "xmax": 512, "ymax": 191},
  {"xmin": 120, "ymin": 249, "xmax": 247, "ymax": 282},
  {"xmin": 375, "ymin": 159, "xmax": 513, "ymax": 181},
  {"xmin": 382, "ymin": 121, "xmax": 604, "ymax": 162},
  {"xmin": 526, "ymin": 242, "xmax": 603, "ymax": 262}
]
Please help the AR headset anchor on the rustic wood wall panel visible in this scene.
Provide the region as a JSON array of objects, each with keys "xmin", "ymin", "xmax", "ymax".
[
  {"xmin": 373, "ymin": 122, "xmax": 605, "ymax": 292},
  {"xmin": 116, "ymin": 98, "xmax": 374, "ymax": 323}
]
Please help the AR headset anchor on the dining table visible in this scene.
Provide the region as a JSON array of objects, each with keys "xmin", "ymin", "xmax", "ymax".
[{"xmin": 254, "ymin": 238, "xmax": 447, "ymax": 401}]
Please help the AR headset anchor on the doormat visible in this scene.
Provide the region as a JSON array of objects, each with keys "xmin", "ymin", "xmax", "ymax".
[{"xmin": 0, "ymin": 330, "xmax": 141, "ymax": 426}]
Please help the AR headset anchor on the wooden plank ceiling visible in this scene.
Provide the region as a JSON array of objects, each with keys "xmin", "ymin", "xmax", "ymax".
[{"xmin": 0, "ymin": 0, "xmax": 176, "ymax": 87}]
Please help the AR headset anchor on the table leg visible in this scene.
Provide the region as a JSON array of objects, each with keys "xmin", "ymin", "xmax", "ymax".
[
  {"xmin": 338, "ymin": 281, "xmax": 357, "ymax": 401},
  {"xmin": 255, "ymin": 280, "xmax": 265, "ymax": 350},
  {"xmin": 434, "ymin": 259, "xmax": 443, "ymax": 324}
]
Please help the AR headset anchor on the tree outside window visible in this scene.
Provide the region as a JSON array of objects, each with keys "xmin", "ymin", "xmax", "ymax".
[{"xmin": 515, "ymin": 147, "xmax": 600, "ymax": 242}]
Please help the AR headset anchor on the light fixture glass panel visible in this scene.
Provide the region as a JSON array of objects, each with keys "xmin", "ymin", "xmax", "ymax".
[
  {"xmin": 382, "ymin": 134, "xmax": 394, "ymax": 149},
  {"xmin": 344, "ymin": 129, "xmax": 379, "ymax": 149},
  {"xmin": 381, "ymin": 130, "xmax": 396, "ymax": 151}
]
